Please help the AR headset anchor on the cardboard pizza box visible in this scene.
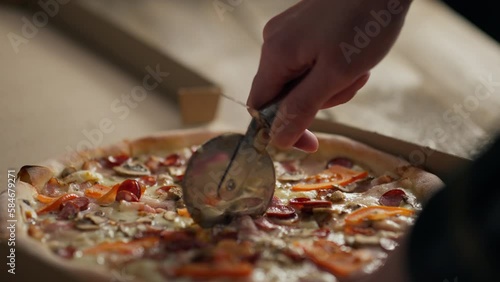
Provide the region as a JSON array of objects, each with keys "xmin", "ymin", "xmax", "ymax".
[
  {"xmin": 44, "ymin": 0, "xmax": 221, "ymax": 125},
  {"xmin": 309, "ymin": 118, "xmax": 472, "ymax": 180}
]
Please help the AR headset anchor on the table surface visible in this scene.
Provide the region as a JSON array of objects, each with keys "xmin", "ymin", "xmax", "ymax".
[{"xmin": 1, "ymin": 0, "xmax": 499, "ymax": 188}]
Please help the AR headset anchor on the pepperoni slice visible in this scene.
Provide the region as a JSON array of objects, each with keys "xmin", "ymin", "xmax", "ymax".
[
  {"xmin": 139, "ymin": 175, "xmax": 157, "ymax": 186},
  {"xmin": 327, "ymin": 157, "xmax": 353, "ymax": 169},
  {"xmin": 116, "ymin": 190, "xmax": 140, "ymax": 202},
  {"xmin": 117, "ymin": 179, "xmax": 142, "ymax": 199},
  {"xmin": 265, "ymin": 205, "xmax": 297, "ymax": 219},
  {"xmin": 289, "ymin": 197, "xmax": 331, "ymax": 212},
  {"xmin": 101, "ymin": 154, "xmax": 130, "ymax": 168},
  {"xmin": 163, "ymin": 153, "xmax": 184, "ymax": 167},
  {"xmin": 379, "ymin": 189, "xmax": 407, "ymax": 207}
]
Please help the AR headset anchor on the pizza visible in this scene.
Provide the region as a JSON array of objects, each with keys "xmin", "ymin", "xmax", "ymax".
[{"xmin": 1, "ymin": 129, "xmax": 443, "ymax": 281}]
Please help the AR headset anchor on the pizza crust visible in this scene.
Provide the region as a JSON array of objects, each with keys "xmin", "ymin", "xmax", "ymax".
[{"xmin": 2, "ymin": 129, "xmax": 444, "ymax": 282}]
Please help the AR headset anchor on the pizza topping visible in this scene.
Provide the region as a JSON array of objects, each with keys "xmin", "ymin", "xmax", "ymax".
[
  {"xmin": 138, "ymin": 175, "xmax": 157, "ymax": 186},
  {"xmin": 326, "ymin": 190, "xmax": 346, "ymax": 203},
  {"xmin": 265, "ymin": 205, "xmax": 297, "ymax": 219},
  {"xmin": 289, "ymin": 197, "xmax": 332, "ymax": 212},
  {"xmin": 84, "ymin": 184, "xmax": 112, "ymax": 199},
  {"xmin": 56, "ymin": 245, "xmax": 77, "ymax": 259},
  {"xmin": 75, "ymin": 220, "xmax": 100, "ymax": 231},
  {"xmin": 84, "ymin": 213, "xmax": 107, "ymax": 224},
  {"xmin": 63, "ymin": 170, "xmax": 103, "ymax": 185},
  {"xmin": 292, "ymin": 165, "xmax": 368, "ymax": 191},
  {"xmin": 97, "ymin": 184, "xmax": 120, "ymax": 205},
  {"xmin": 253, "ymin": 217, "xmax": 280, "ymax": 231},
  {"xmin": 161, "ymin": 230, "xmax": 203, "ymax": 252},
  {"xmin": 59, "ymin": 197, "xmax": 89, "ymax": 219},
  {"xmin": 116, "ymin": 190, "xmax": 140, "ymax": 202},
  {"xmin": 327, "ymin": 157, "xmax": 354, "ymax": 169},
  {"xmin": 20, "ymin": 138, "xmax": 431, "ymax": 281},
  {"xmin": 276, "ymin": 160, "xmax": 306, "ymax": 181},
  {"xmin": 42, "ymin": 177, "xmax": 68, "ymax": 197},
  {"xmin": 81, "ymin": 160, "xmax": 102, "ymax": 171},
  {"xmin": 114, "ymin": 162, "xmax": 150, "ymax": 176},
  {"xmin": 169, "ymin": 239, "xmax": 256, "ymax": 279},
  {"xmin": 18, "ymin": 165, "xmax": 54, "ymax": 192},
  {"xmin": 172, "ymin": 262, "xmax": 253, "ymax": 279},
  {"xmin": 302, "ymin": 239, "xmax": 372, "ymax": 277},
  {"xmin": 83, "ymin": 237, "xmax": 160, "ymax": 255},
  {"xmin": 158, "ymin": 185, "xmax": 183, "ymax": 201},
  {"xmin": 101, "ymin": 154, "xmax": 130, "ymax": 168},
  {"xmin": 163, "ymin": 153, "xmax": 184, "ymax": 167},
  {"xmin": 60, "ymin": 167, "xmax": 77, "ymax": 178},
  {"xmin": 117, "ymin": 179, "xmax": 143, "ymax": 200},
  {"xmin": 345, "ymin": 206, "xmax": 414, "ymax": 226},
  {"xmin": 379, "ymin": 189, "xmax": 407, "ymax": 207},
  {"xmin": 37, "ymin": 193, "xmax": 80, "ymax": 215}
]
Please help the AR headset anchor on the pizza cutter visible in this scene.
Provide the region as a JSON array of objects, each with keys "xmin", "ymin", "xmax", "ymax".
[{"xmin": 182, "ymin": 101, "xmax": 280, "ymax": 228}]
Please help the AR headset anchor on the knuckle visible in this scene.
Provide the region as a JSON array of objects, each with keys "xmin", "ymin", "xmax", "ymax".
[{"xmin": 262, "ymin": 15, "xmax": 282, "ymax": 40}]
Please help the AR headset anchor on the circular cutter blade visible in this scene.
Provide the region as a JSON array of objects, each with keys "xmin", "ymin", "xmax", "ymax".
[{"xmin": 182, "ymin": 133, "xmax": 275, "ymax": 228}]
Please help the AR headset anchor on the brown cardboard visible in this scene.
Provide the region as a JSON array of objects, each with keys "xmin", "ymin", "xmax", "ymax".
[
  {"xmin": 310, "ymin": 119, "xmax": 472, "ymax": 180},
  {"xmin": 178, "ymin": 86, "xmax": 221, "ymax": 125},
  {"xmin": 47, "ymin": 1, "xmax": 220, "ymax": 123}
]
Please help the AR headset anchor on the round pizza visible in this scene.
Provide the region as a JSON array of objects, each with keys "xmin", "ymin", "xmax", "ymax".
[{"xmin": 1, "ymin": 129, "xmax": 443, "ymax": 281}]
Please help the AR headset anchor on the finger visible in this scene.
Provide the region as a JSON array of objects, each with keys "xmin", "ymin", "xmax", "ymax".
[
  {"xmin": 246, "ymin": 43, "xmax": 311, "ymax": 110},
  {"xmin": 269, "ymin": 63, "xmax": 350, "ymax": 149},
  {"xmin": 320, "ymin": 72, "xmax": 370, "ymax": 109},
  {"xmin": 292, "ymin": 130, "xmax": 319, "ymax": 152}
]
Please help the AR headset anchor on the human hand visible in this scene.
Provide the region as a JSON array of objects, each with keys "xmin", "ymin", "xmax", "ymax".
[{"xmin": 247, "ymin": 0, "xmax": 412, "ymax": 152}]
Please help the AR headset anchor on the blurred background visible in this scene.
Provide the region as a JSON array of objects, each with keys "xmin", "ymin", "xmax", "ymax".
[{"xmin": 1, "ymin": 0, "xmax": 499, "ymax": 178}]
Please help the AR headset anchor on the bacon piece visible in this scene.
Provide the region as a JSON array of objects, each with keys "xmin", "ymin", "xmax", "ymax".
[
  {"xmin": 59, "ymin": 202, "xmax": 79, "ymax": 219},
  {"xmin": 59, "ymin": 197, "xmax": 89, "ymax": 219},
  {"xmin": 379, "ymin": 189, "xmax": 407, "ymax": 207}
]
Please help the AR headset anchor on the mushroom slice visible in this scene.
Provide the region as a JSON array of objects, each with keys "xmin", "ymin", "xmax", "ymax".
[
  {"xmin": 84, "ymin": 213, "xmax": 107, "ymax": 225},
  {"xmin": 113, "ymin": 161, "xmax": 150, "ymax": 176},
  {"xmin": 75, "ymin": 220, "xmax": 100, "ymax": 231}
]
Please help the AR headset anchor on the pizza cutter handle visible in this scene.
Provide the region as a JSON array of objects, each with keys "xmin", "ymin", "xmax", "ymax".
[{"xmin": 245, "ymin": 77, "xmax": 304, "ymax": 151}]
